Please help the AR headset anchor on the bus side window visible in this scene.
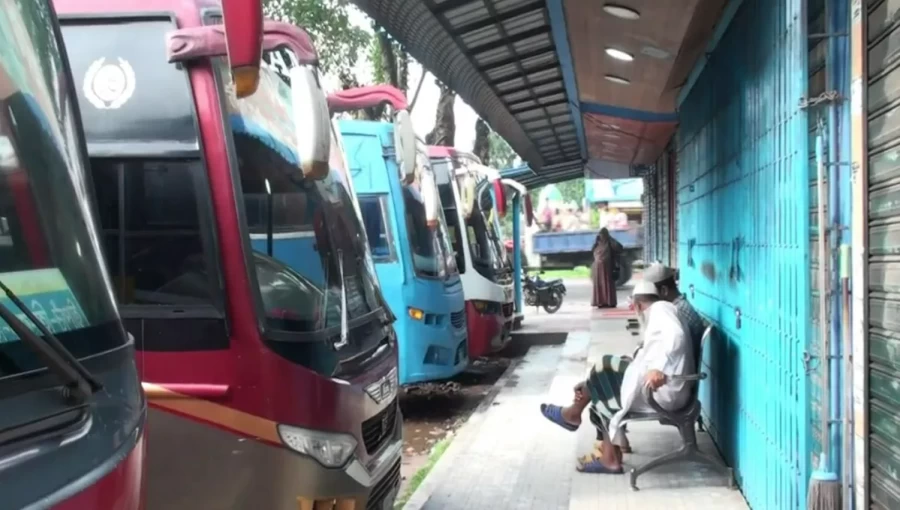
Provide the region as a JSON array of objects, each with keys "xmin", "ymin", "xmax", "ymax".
[
  {"xmin": 357, "ymin": 195, "xmax": 395, "ymax": 262},
  {"xmin": 90, "ymin": 159, "xmax": 228, "ymax": 351}
]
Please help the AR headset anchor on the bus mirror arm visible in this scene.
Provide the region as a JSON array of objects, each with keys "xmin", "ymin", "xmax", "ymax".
[{"xmin": 167, "ymin": 22, "xmax": 319, "ymax": 66}]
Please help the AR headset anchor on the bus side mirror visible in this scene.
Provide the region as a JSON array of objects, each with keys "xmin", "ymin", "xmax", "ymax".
[
  {"xmin": 221, "ymin": 0, "xmax": 263, "ymax": 98},
  {"xmin": 393, "ymin": 110, "xmax": 416, "ymax": 184},
  {"xmin": 460, "ymin": 174, "xmax": 477, "ymax": 219},
  {"xmin": 524, "ymin": 194, "xmax": 534, "ymax": 227},
  {"xmin": 416, "ymin": 139, "xmax": 439, "ymax": 228},
  {"xmin": 492, "ymin": 179, "xmax": 507, "ymax": 218},
  {"xmin": 290, "ymin": 65, "xmax": 330, "ymax": 180},
  {"xmin": 421, "ymin": 171, "xmax": 439, "ymax": 229}
]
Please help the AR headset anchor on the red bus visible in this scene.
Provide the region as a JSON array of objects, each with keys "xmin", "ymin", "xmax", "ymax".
[
  {"xmin": 0, "ymin": 0, "xmax": 145, "ymax": 508},
  {"xmin": 54, "ymin": 1, "xmax": 402, "ymax": 508}
]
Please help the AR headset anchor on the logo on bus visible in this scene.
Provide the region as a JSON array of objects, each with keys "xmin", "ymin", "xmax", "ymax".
[
  {"xmin": 365, "ymin": 367, "xmax": 398, "ymax": 404},
  {"xmin": 83, "ymin": 57, "xmax": 136, "ymax": 110}
]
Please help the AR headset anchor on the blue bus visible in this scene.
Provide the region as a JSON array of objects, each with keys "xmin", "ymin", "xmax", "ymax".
[{"xmin": 339, "ymin": 119, "xmax": 468, "ymax": 384}]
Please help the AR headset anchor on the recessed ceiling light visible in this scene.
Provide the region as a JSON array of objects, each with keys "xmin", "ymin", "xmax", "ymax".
[
  {"xmin": 641, "ymin": 46, "xmax": 671, "ymax": 60},
  {"xmin": 605, "ymin": 75, "xmax": 630, "ymax": 85},
  {"xmin": 603, "ymin": 4, "xmax": 640, "ymax": 20},
  {"xmin": 605, "ymin": 47, "xmax": 634, "ymax": 62}
]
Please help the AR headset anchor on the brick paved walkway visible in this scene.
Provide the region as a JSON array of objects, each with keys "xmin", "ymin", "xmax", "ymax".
[{"xmin": 402, "ymin": 310, "xmax": 749, "ymax": 510}]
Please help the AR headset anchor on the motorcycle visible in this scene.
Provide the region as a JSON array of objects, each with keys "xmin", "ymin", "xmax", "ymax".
[{"xmin": 523, "ymin": 270, "xmax": 566, "ymax": 314}]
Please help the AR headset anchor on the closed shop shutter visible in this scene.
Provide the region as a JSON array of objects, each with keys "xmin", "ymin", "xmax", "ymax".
[
  {"xmin": 676, "ymin": 0, "xmax": 811, "ymax": 507},
  {"xmin": 644, "ymin": 173, "xmax": 656, "ymax": 262},
  {"xmin": 669, "ymin": 147, "xmax": 679, "ymax": 267},
  {"xmin": 641, "ymin": 176, "xmax": 650, "ymax": 263},
  {"xmin": 867, "ymin": 1, "xmax": 900, "ymax": 506},
  {"xmin": 658, "ymin": 153, "xmax": 670, "ymax": 266}
]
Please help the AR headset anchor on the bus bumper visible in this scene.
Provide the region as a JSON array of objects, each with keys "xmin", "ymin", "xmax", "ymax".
[
  {"xmin": 399, "ymin": 316, "xmax": 469, "ymax": 385},
  {"xmin": 144, "ymin": 408, "xmax": 402, "ymax": 510},
  {"xmin": 464, "ymin": 301, "xmax": 505, "ymax": 358}
]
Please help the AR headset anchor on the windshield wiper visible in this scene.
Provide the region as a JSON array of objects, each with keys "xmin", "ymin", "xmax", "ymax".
[
  {"xmin": 333, "ymin": 249, "xmax": 349, "ymax": 351},
  {"xmin": 0, "ymin": 279, "xmax": 101, "ymax": 403}
]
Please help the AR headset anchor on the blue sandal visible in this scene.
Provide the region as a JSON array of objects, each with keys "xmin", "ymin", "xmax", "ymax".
[
  {"xmin": 540, "ymin": 404, "xmax": 579, "ymax": 432},
  {"xmin": 576, "ymin": 453, "xmax": 624, "ymax": 474}
]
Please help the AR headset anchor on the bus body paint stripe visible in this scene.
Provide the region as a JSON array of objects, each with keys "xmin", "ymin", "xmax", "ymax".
[{"xmin": 143, "ymin": 383, "xmax": 280, "ymax": 444}]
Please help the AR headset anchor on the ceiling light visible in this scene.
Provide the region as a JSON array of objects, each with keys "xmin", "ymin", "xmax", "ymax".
[
  {"xmin": 641, "ymin": 46, "xmax": 671, "ymax": 60},
  {"xmin": 603, "ymin": 4, "xmax": 640, "ymax": 20},
  {"xmin": 605, "ymin": 48, "xmax": 634, "ymax": 62},
  {"xmin": 605, "ymin": 75, "xmax": 630, "ymax": 85}
]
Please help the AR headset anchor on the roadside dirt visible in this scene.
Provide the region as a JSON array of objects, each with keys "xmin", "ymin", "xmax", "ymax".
[{"xmin": 398, "ymin": 341, "xmax": 530, "ymax": 497}]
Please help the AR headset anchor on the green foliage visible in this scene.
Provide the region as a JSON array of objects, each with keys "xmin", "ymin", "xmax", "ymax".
[
  {"xmin": 394, "ymin": 438, "xmax": 452, "ymax": 508},
  {"xmin": 264, "ymin": 0, "xmax": 370, "ymax": 79},
  {"xmin": 553, "ymin": 178, "xmax": 586, "ymax": 205}
]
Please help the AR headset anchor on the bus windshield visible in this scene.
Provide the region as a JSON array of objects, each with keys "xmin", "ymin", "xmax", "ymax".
[
  {"xmin": 438, "ymin": 182, "xmax": 465, "ymax": 274},
  {"xmin": 455, "ymin": 176, "xmax": 500, "ymax": 282},
  {"xmin": 217, "ymin": 50, "xmax": 384, "ymax": 336},
  {"xmin": 402, "ymin": 182, "xmax": 456, "ymax": 279},
  {"xmin": 481, "ymin": 193, "xmax": 508, "ymax": 269},
  {"xmin": 0, "ymin": 1, "xmax": 124, "ymax": 379}
]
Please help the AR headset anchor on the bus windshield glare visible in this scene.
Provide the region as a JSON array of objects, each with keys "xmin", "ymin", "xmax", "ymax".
[
  {"xmin": 402, "ymin": 182, "xmax": 456, "ymax": 279},
  {"xmin": 216, "ymin": 52, "xmax": 384, "ymax": 336},
  {"xmin": 0, "ymin": 1, "xmax": 124, "ymax": 380}
]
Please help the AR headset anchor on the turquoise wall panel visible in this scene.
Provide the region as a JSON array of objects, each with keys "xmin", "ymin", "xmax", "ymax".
[{"xmin": 676, "ymin": 0, "xmax": 811, "ymax": 507}]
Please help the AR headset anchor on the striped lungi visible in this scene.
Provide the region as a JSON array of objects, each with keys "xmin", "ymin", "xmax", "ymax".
[{"xmin": 584, "ymin": 355, "xmax": 631, "ymax": 437}]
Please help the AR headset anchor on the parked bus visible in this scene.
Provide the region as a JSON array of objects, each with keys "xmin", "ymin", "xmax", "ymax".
[
  {"xmin": 55, "ymin": 2, "xmax": 402, "ymax": 508},
  {"xmin": 429, "ymin": 147, "xmax": 514, "ymax": 358},
  {"xmin": 329, "ymin": 86, "xmax": 469, "ymax": 384},
  {"xmin": 0, "ymin": 0, "xmax": 146, "ymax": 508}
]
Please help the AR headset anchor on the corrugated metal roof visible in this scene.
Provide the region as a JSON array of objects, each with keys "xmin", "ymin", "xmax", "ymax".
[{"xmin": 350, "ymin": 0, "xmax": 583, "ymax": 178}]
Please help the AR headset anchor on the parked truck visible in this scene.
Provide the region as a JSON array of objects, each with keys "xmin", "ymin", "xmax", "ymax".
[{"xmin": 530, "ymin": 226, "xmax": 643, "ymax": 287}]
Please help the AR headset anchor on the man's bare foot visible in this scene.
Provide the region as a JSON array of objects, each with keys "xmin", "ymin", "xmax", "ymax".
[
  {"xmin": 589, "ymin": 439, "xmax": 632, "ymax": 457},
  {"xmin": 576, "ymin": 446, "xmax": 623, "ymax": 474},
  {"xmin": 560, "ymin": 405, "xmax": 582, "ymax": 426}
]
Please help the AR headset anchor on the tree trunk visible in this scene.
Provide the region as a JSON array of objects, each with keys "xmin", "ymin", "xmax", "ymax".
[
  {"xmin": 473, "ymin": 118, "xmax": 490, "ymax": 165},
  {"xmin": 378, "ymin": 31, "xmax": 399, "ymax": 89},
  {"xmin": 427, "ymin": 80, "xmax": 456, "ymax": 146},
  {"xmin": 397, "ymin": 49, "xmax": 409, "ymax": 92}
]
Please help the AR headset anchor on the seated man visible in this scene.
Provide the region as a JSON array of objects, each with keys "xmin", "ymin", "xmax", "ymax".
[
  {"xmin": 539, "ymin": 280, "xmax": 694, "ymax": 473},
  {"xmin": 643, "ymin": 262, "xmax": 705, "ymax": 357}
]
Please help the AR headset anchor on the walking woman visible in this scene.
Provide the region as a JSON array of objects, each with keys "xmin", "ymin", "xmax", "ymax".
[{"xmin": 591, "ymin": 228, "xmax": 622, "ymax": 308}]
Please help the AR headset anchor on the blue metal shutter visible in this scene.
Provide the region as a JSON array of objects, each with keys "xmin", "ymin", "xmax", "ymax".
[{"xmin": 676, "ymin": 0, "xmax": 811, "ymax": 507}]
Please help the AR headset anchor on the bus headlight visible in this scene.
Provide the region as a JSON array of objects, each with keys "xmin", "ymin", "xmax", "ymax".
[{"xmin": 277, "ymin": 425, "xmax": 357, "ymax": 468}]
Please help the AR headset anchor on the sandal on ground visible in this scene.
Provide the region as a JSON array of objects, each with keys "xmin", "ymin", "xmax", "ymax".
[
  {"xmin": 595, "ymin": 440, "xmax": 632, "ymax": 454},
  {"xmin": 539, "ymin": 404, "xmax": 579, "ymax": 432},
  {"xmin": 576, "ymin": 453, "xmax": 624, "ymax": 474},
  {"xmin": 580, "ymin": 442, "xmax": 631, "ymax": 462}
]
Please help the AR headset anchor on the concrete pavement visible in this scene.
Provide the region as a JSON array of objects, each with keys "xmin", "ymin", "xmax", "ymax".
[{"xmin": 401, "ymin": 282, "xmax": 749, "ymax": 510}]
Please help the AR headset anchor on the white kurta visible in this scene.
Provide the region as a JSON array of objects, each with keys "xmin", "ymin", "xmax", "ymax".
[{"xmin": 608, "ymin": 300, "xmax": 694, "ymax": 444}]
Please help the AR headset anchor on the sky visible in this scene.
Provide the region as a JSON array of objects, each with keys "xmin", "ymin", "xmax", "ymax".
[{"xmin": 318, "ymin": 5, "xmax": 480, "ymax": 152}]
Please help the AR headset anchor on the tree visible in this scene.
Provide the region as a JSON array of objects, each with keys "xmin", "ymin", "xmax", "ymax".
[
  {"xmin": 489, "ymin": 131, "xmax": 518, "ymax": 170},
  {"xmin": 264, "ymin": 0, "xmax": 370, "ymax": 83},
  {"xmin": 555, "ymin": 178, "xmax": 586, "ymax": 205},
  {"xmin": 426, "ymin": 80, "xmax": 455, "ymax": 146},
  {"xmin": 367, "ymin": 25, "xmax": 410, "ymax": 119},
  {"xmin": 472, "ymin": 119, "xmax": 490, "ymax": 164}
]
